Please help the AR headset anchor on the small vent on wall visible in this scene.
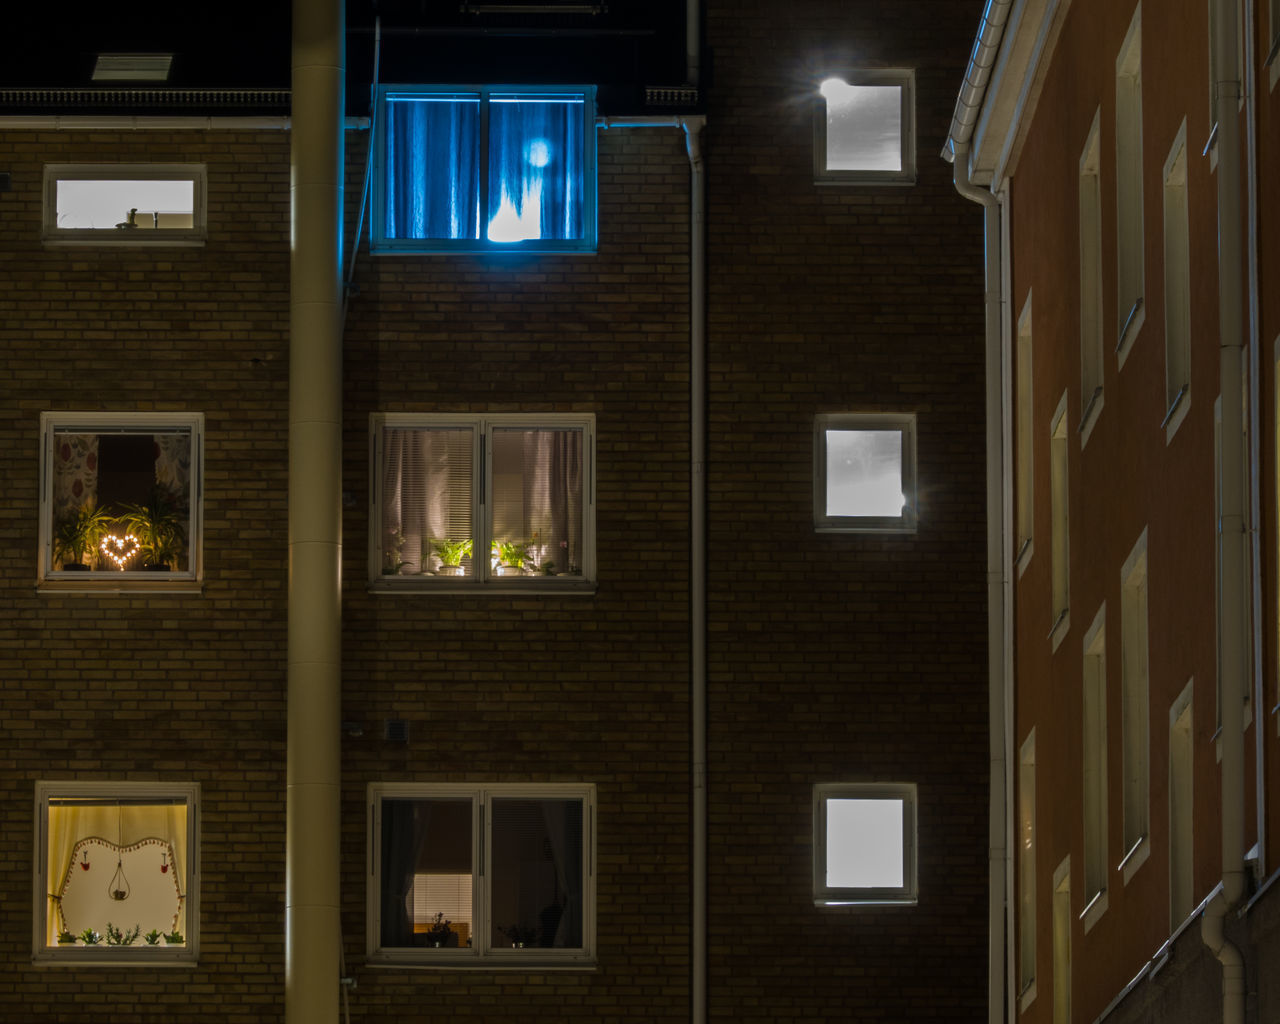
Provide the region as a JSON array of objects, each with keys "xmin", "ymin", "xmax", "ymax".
[
  {"xmin": 646, "ymin": 85, "xmax": 699, "ymax": 107},
  {"xmin": 384, "ymin": 720, "xmax": 409, "ymax": 743},
  {"xmin": 92, "ymin": 54, "xmax": 174, "ymax": 82}
]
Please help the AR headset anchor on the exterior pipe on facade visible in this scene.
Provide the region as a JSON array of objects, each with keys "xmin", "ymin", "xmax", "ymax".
[
  {"xmin": 288, "ymin": 0, "xmax": 345, "ymax": 1021},
  {"xmin": 951, "ymin": 141, "xmax": 1011, "ymax": 1024},
  {"xmin": 1202, "ymin": 0, "xmax": 1247, "ymax": 1019}
]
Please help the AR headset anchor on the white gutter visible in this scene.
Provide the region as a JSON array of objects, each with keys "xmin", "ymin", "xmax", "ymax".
[
  {"xmin": 1201, "ymin": 0, "xmax": 1247, "ymax": 1018},
  {"xmin": 942, "ymin": 0, "xmax": 1017, "ymax": 166},
  {"xmin": 287, "ymin": 0, "xmax": 344, "ymax": 1019}
]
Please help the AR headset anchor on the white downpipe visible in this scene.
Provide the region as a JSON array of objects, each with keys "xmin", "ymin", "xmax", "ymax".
[
  {"xmin": 288, "ymin": 0, "xmax": 344, "ymax": 1021},
  {"xmin": 1202, "ymin": 0, "xmax": 1247, "ymax": 1018},
  {"xmin": 952, "ymin": 142, "xmax": 1010, "ymax": 1024},
  {"xmin": 681, "ymin": 114, "xmax": 707, "ymax": 1024}
]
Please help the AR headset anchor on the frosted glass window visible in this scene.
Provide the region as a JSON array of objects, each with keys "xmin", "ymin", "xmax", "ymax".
[
  {"xmin": 814, "ymin": 783, "xmax": 917, "ymax": 905},
  {"xmin": 377, "ymin": 85, "xmax": 596, "ymax": 253},
  {"xmin": 815, "ymin": 413, "xmax": 916, "ymax": 532},
  {"xmin": 44, "ymin": 164, "xmax": 205, "ymax": 244},
  {"xmin": 815, "ymin": 71, "xmax": 915, "ymax": 184}
]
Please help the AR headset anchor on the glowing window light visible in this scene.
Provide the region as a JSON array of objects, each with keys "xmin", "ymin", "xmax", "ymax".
[
  {"xmin": 825, "ymin": 798, "xmax": 905, "ymax": 889},
  {"xmin": 819, "ymin": 77, "xmax": 903, "ymax": 173},
  {"xmin": 100, "ymin": 533, "xmax": 140, "ymax": 570},
  {"xmin": 825, "ymin": 429, "xmax": 905, "ymax": 518}
]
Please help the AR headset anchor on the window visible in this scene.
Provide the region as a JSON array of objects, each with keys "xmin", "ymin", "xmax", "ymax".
[
  {"xmin": 1115, "ymin": 7, "xmax": 1145, "ymax": 365},
  {"xmin": 1079, "ymin": 111, "xmax": 1104, "ymax": 443},
  {"xmin": 33, "ymin": 781, "xmax": 198, "ymax": 963},
  {"xmin": 813, "ymin": 413, "xmax": 917, "ymax": 533},
  {"xmin": 1049, "ymin": 393, "xmax": 1070, "ymax": 648},
  {"xmin": 1169, "ymin": 680, "xmax": 1195, "ymax": 926},
  {"xmin": 1018, "ymin": 731, "xmax": 1037, "ymax": 1004},
  {"xmin": 1051, "ymin": 856, "xmax": 1071, "ymax": 1024},
  {"xmin": 374, "ymin": 86, "xmax": 597, "ymax": 253},
  {"xmin": 1081, "ymin": 606, "xmax": 1108, "ymax": 928},
  {"xmin": 368, "ymin": 783, "xmax": 595, "ymax": 965},
  {"xmin": 1016, "ymin": 294, "xmax": 1035, "ymax": 569},
  {"xmin": 813, "ymin": 783, "xmax": 917, "ymax": 906},
  {"xmin": 1120, "ymin": 530, "xmax": 1150, "ymax": 880},
  {"xmin": 371, "ymin": 414, "xmax": 594, "ymax": 589},
  {"xmin": 43, "ymin": 164, "xmax": 205, "ymax": 245},
  {"xmin": 814, "ymin": 70, "xmax": 916, "ymax": 185},
  {"xmin": 1162, "ymin": 121, "xmax": 1191, "ymax": 440},
  {"xmin": 39, "ymin": 412, "xmax": 203, "ymax": 587},
  {"xmin": 1270, "ymin": 0, "xmax": 1280, "ymax": 91}
]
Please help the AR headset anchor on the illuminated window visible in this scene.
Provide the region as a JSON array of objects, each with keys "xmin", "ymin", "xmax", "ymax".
[
  {"xmin": 1018, "ymin": 732, "xmax": 1037, "ymax": 1004},
  {"xmin": 43, "ymin": 164, "xmax": 205, "ymax": 245},
  {"xmin": 39, "ymin": 412, "xmax": 203, "ymax": 587},
  {"xmin": 814, "ymin": 413, "xmax": 917, "ymax": 533},
  {"xmin": 374, "ymin": 86, "xmax": 597, "ymax": 253},
  {"xmin": 1049, "ymin": 393, "xmax": 1070, "ymax": 648},
  {"xmin": 1115, "ymin": 9, "xmax": 1145, "ymax": 363},
  {"xmin": 1079, "ymin": 110, "xmax": 1104, "ymax": 443},
  {"xmin": 1163, "ymin": 121, "xmax": 1191, "ymax": 439},
  {"xmin": 370, "ymin": 413, "xmax": 594, "ymax": 588},
  {"xmin": 1081, "ymin": 605, "xmax": 1108, "ymax": 929},
  {"xmin": 33, "ymin": 781, "xmax": 198, "ymax": 963},
  {"xmin": 813, "ymin": 783, "xmax": 917, "ymax": 906},
  {"xmin": 368, "ymin": 783, "xmax": 595, "ymax": 965},
  {"xmin": 814, "ymin": 70, "xmax": 915, "ymax": 185}
]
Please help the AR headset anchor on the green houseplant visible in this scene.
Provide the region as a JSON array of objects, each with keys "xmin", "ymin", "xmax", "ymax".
[
  {"xmin": 492, "ymin": 539, "xmax": 530, "ymax": 576},
  {"xmin": 430, "ymin": 537, "xmax": 473, "ymax": 576},
  {"xmin": 120, "ymin": 486, "xmax": 187, "ymax": 570},
  {"xmin": 52, "ymin": 501, "xmax": 112, "ymax": 570}
]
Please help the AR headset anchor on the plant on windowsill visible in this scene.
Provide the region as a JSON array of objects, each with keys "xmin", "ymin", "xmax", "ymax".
[
  {"xmin": 119, "ymin": 486, "xmax": 187, "ymax": 571},
  {"xmin": 105, "ymin": 922, "xmax": 141, "ymax": 946},
  {"xmin": 424, "ymin": 912, "xmax": 458, "ymax": 948},
  {"xmin": 492, "ymin": 539, "xmax": 531, "ymax": 576},
  {"xmin": 430, "ymin": 537, "xmax": 472, "ymax": 577},
  {"xmin": 500, "ymin": 923, "xmax": 538, "ymax": 948},
  {"xmin": 57, "ymin": 930, "xmax": 77, "ymax": 945},
  {"xmin": 78, "ymin": 928, "xmax": 102, "ymax": 945},
  {"xmin": 53, "ymin": 500, "xmax": 113, "ymax": 571},
  {"xmin": 164, "ymin": 929, "xmax": 184, "ymax": 945},
  {"xmin": 143, "ymin": 929, "xmax": 162, "ymax": 945},
  {"xmin": 383, "ymin": 527, "xmax": 410, "ymax": 575}
]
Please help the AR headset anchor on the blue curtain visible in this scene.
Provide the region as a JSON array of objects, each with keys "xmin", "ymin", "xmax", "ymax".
[
  {"xmin": 384, "ymin": 94, "xmax": 480, "ymax": 240},
  {"xmin": 487, "ymin": 94, "xmax": 584, "ymax": 243}
]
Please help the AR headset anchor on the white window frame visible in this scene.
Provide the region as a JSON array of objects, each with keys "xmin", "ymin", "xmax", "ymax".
[
  {"xmin": 812, "ymin": 782, "xmax": 918, "ymax": 906},
  {"xmin": 1051, "ymin": 855, "xmax": 1072, "ymax": 1024},
  {"xmin": 1162, "ymin": 121, "xmax": 1192, "ymax": 442},
  {"xmin": 1119, "ymin": 529, "xmax": 1151, "ymax": 883},
  {"xmin": 1079, "ymin": 110, "xmax": 1105, "ymax": 446},
  {"xmin": 33, "ymin": 780, "xmax": 199, "ymax": 965},
  {"xmin": 1168, "ymin": 679, "xmax": 1195, "ymax": 928},
  {"xmin": 43, "ymin": 164, "xmax": 207, "ymax": 246},
  {"xmin": 1115, "ymin": 6, "xmax": 1146, "ymax": 367},
  {"xmin": 367, "ymin": 782, "xmax": 596, "ymax": 966},
  {"xmin": 1049, "ymin": 393, "xmax": 1070, "ymax": 650},
  {"xmin": 369, "ymin": 412, "xmax": 596, "ymax": 591},
  {"xmin": 813, "ymin": 69, "xmax": 916, "ymax": 186},
  {"xmin": 1018, "ymin": 730, "xmax": 1038, "ymax": 1008},
  {"xmin": 1080, "ymin": 605, "xmax": 1109, "ymax": 931},
  {"xmin": 813, "ymin": 412, "xmax": 917, "ymax": 533},
  {"xmin": 1016, "ymin": 293, "xmax": 1035, "ymax": 573},
  {"xmin": 38, "ymin": 411, "xmax": 204, "ymax": 591}
]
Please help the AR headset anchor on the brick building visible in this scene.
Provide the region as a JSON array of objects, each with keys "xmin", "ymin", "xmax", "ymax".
[
  {"xmin": 946, "ymin": 0, "xmax": 1280, "ymax": 1022},
  {"xmin": 0, "ymin": 1, "xmax": 990, "ymax": 1020}
]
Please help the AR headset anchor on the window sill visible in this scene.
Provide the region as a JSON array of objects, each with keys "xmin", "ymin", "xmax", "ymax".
[
  {"xmin": 43, "ymin": 235, "xmax": 206, "ymax": 248},
  {"xmin": 367, "ymin": 953, "xmax": 596, "ymax": 971},
  {"xmin": 369, "ymin": 577, "xmax": 597, "ymax": 597},
  {"xmin": 38, "ymin": 576, "xmax": 202, "ymax": 596},
  {"xmin": 1078, "ymin": 386, "xmax": 1104, "ymax": 447},
  {"xmin": 1115, "ymin": 298, "xmax": 1144, "ymax": 369},
  {"xmin": 1163, "ymin": 384, "xmax": 1190, "ymax": 443},
  {"xmin": 33, "ymin": 948, "xmax": 197, "ymax": 967},
  {"xmin": 1048, "ymin": 608, "xmax": 1070, "ymax": 652},
  {"xmin": 1120, "ymin": 835, "xmax": 1150, "ymax": 885},
  {"xmin": 1080, "ymin": 887, "xmax": 1108, "ymax": 933},
  {"xmin": 1018, "ymin": 979, "xmax": 1037, "ymax": 1014},
  {"xmin": 1014, "ymin": 537, "xmax": 1034, "ymax": 579}
]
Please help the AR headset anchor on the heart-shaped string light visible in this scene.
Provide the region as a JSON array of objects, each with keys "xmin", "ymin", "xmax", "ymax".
[{"xmin": 100, "ymin": 533, "xmax": 140, "ymax": 570}]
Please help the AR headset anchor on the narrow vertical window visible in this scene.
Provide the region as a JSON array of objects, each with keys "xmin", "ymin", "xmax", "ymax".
[
  {"xmin": 1079, "ymin": 111, "xmax": 1104, "ymax": 442},
  {"xmin": 1162, "ymin": 121, "xmax": 1191, "ymax": 440},
  {"xmin": 1019, "ymin": 732, "xmax": 1038, "ymax": 1004},
  {"xmin": 1081, "ymin": 607, "xmax": 1108, "ymax": 928},
  {"xmin": 1269, "ymin": 0, "xmax": 1280, "ymax": 91},
  {"xmin": 1115, "ymin": 6, "xmax": 1145, "ymax": 364},
  {"xmin": 1120, "ymin": 530, "xmax": 1150, "ymax": 880},
  {"xmin": 1169, "ymin": 681, "xmax": 1195, "ymax": 926},
  {"xmin": 1050, "ymin": 393, "xmax": 1070, "ymax": 648},
  {"xmin": 1016, "ymin": 295, "xmax": 1035, "ymax": 568},
  {"xmin": 1052, "ymin": 857, "xmax": 1072, "ymax": 1024}
]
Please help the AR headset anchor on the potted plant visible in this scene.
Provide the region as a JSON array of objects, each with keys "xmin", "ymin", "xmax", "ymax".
[
  {"xmin": 105, "ymin": 922, "xmax": 140, "ymax": 946},
  {"xmin": 143, "ymin": 929, "xmax": 162, "ymax": 945},
  {"xmin": 424, "ymin": 912, "xmax": 458, "ymax": 948},
  {"xmin": 492, "ymin": 539, "xmax": 530, "ymax": 576},
  {"xmin": 163, "ymin": 929, "xmax": 184, "ymax": 945},
  {"xmin": 56, "ymin": 930, "xmax": 78, "ymax": 945},
  {"xmin": 120, "ymin": 486, "xmax": 187, "ymax": 570},
  {"xmin": 383, "ymin": 528, "xmax": 410, "ymax": 575},
  {"xmin": 52, "ymin": 500, "xmax": 112, "ymax": 570},
  {"xmin": 78, "ymin": 928, "xmax": 101, "ymax": 945},
  {"xmin": 430, "ymin": 537, "xmax": 472, "ymax": 576}
]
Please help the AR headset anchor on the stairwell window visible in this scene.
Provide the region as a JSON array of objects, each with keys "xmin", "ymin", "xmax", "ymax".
[
  {"xmin": 38, "ymin": 412, "xmax": 203, "ymax": 588},
  {"xmin": 370, "ymin": 413, "xmax": 594, "ymax": 589},
  {"xmin": 374, "ymin": 86, "xmax": 597, "ymax": 253},
  {"xmin": 813, "ymin": 783, "xmax": 917, "ymax": 906},
  {"xmin": 368, "ymin": 783, "xmax": 595, "ymax": 965},
  {"xmin": 44, "ymin": 164, "xmax": 205, "ymax": 245},
  {"xmin": 33, "ymin": 781, "xmax": 199, "ymax": 963},
  {"xmin": 814, "ymin": 413, "xmax": 917, "ymax": 533},
  {"xmin": 814, "ymin": 70, "xmax": 916, "ymax": 185}
]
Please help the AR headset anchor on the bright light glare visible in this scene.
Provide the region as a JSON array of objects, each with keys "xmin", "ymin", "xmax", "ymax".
[
  {"xmin": 826, "ymin": 798, "xmax": 904, "ymax": 889},
  {"xmin": 56, "ymin": 179, "xmax": 194, "ymax": 229},
  {"xmin": 525, "ymin": 138, "xmax": 552, "ymax": 167},
  {"xmin": 826, "ymin": 429, "xmax": 904, "ymax": 517},
  {"xmin": 824, "ymin": 83, "xmax": 902, "ymax": 172}
]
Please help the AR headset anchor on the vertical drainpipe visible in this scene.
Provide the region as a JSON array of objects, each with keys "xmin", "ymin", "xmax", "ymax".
[
  {"xmin": 681, "ymin": 112, "xmax": 707, "ymax": 1024},
  {"xmin": 1201, "ymin": 0, "xmax": 1246, "ymax": 1018},
  {"xmin": 288, "ymin": 0, "xmax": 345, "ymax": 1021}
]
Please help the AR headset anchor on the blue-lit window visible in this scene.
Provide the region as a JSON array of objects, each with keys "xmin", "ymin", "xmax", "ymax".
[{"xmin": 375, "ymin": 86, "xmax": 596, "ymax": 253}]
